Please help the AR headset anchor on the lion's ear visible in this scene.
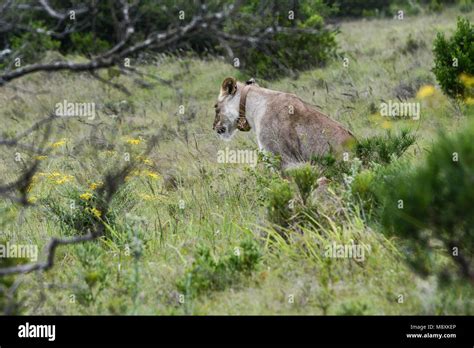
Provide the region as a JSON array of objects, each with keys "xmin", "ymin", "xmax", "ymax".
[{"xmin": 221, "ymin": 77, "xmax": 237, "ymax": 96}]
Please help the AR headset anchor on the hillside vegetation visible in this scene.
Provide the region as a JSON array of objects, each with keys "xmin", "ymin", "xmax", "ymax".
[{"xmin": 1, "ymin": 6, "xmax": 473, "ymax": 314}]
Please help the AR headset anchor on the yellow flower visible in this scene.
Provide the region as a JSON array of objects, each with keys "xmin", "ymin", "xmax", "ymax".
[
  {"xmin": 416, "ymin": 85, "xmax": 436, "ymax": 99},
  {"xmin": 34, "ymin": 155, "xmax": 48, "ymax": 161},
  {"xmin": 146, "ymin": 171, "xmax": 160, "ymax": 180},
  {"xmin": 459, "ymin": 73, "xmax": 474, "ymax": 87},
  {"xmin": 27, "ymin": 196, "xmax": 37, "ymax": 204},
  {"xmin": 90, "ymin": 207, "xmax": 101, "ymax": 218},
  {"xmin": 50, "ymin": 139, "xmax": 66, "ymax": 148},
  {"xmin": 54, "ymin": 175, "xmax": 73, "ymax": 185},
  {"xmin": 80, "ymin": 192, "xmax": 93, "ymax": 200},
  {"xmin": 88, "ymin": 182, "xmax": 103, "ymax": 190},
  {"xmin": 126, "ymin": 138, "xmax": 141, "ymax": 145},
  {"xmin": 466, "ymin": 97, "xmax": 474, "ymax": 105},
  {"xmin": 143, "ymin": 159, "xmax": 153, "ymax": 165}
]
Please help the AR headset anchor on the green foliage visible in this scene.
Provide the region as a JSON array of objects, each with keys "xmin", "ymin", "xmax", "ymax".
[
  {"xmin": 73, "ymin": 243, "xmax": 110, "ymax": 306},
  {"xmin": 7, "ymin": 21, "xmax": 60, "ymax": 66},
  {"xmin": 43, "ymin": 184, "xmax": 136, "ymax": 244},
  {"xmin": 177, "ymin": 239, "xmax": 261, "ymax": 297},
  {"xmin": 355, "ymin": 130, "xmax": 416, "ymax": 165},
  {"xmin": 336, "ymin": 299, "xmax": 371, "ymax": 315},
  {"xmin": 351, "ymin": 169, "xmax": 376, "ymax": 204},
  {"xmin": 286, "ymin": 164, "xmax": 319, "ymax": 204},
  {"xmin": 0, "ymin": 239, "xmax": 28, "ymax": 314},
  {"xmin": 224, "ymin": 0, "xmax": 337, "ymax": 79},
  {"xmin": 377, "ymin": 123, "xmax": 474, "ymax": 282},
  {"xmin": 266, "ymin": 179, "xmax": 294, "ymax": 227},
  {"xmin": 70, "ymin": 32, "xmax": 111, "ymax": 56},
  {"xmin": 433, "ymin": 17, "xmax": 474, "ymax": 99},
  {"xmin": 310, "ymin": 154, "xmax": 352, "ymax": 181},
  {"xmin": 428, "ymin": 0, "xmax": 444, "ymax": 12},
  {"xmin": 44, "ymin": 191, "xmax": 104, "ymax": 236},
  {"xmin": 0, "ymin": 0, "xmax": 337, "ymax": 80},
  {"xmin": 326, "ymin": 0, "xmax": 392, "ymax": 17}
]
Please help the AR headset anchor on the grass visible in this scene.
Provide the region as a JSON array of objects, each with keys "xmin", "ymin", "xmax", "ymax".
[{"xmin": 1, "ymin": 5, "xmax": 473, "ymax": 315}]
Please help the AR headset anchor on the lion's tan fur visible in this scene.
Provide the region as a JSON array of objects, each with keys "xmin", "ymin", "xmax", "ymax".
[{"xmin": 214, "ymin": 77, "xmax": 356, "ymax": 167}]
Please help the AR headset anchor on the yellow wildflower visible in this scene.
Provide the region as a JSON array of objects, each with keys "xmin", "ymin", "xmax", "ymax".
[
  {"xmin": 88, "ymin": 182, "xmax": 103, "ymax": 190},
  {"xmin": 416, "ymin": 85, "xmax": 435, "ymax": 99},
  {"xmin": 459, "ymin": 73, "xmax": 474, "ymax": 87},
  {"xmin": 54, "ymin": 175, "xmax": 73, "ymax": 185},
  {"xmin": 90, "ymin": 207, "xmax": 102, "ymax": 218},
  {"xmin": 34, "ymin": 155, "xmax": 48, "ymax": 161},
  {"xmin": 80, "ymin": 192, "xmax": 93, "ymax": 200},
  {"xmin": 126, "ymin": 138, "xmax": 141, "ymax": 145},
  {"xmin": 50, "ymin": 139, "xmax": 66, "ymax": 148},
  {"xmin": 27, "ymin": 196, "xmax": 37, "ymax": 204},
  {"xmin": 146, "ymin": 171, "xmax": 160, "ymax": 180}
]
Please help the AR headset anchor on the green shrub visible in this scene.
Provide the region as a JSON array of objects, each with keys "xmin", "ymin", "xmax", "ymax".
[
  {"xmin": 355, "ymin": 130, "xmax": 416, "ymax": 165},
  {"xmin": 7, "ymin": 21, "xmax": 60, "ymax": 67},
  {"xmin": 71, "ymin": 243, "xmax": 110, "ymax": 307},
  {"xmin": 433, "ymin": 17, "xmax": 474, "ymax": 100},
  {"xmin": 226, "ymin": 0, "xmax": 337, "ymax": 79},
  {"xmin": 0, "ymin": 239, "xmax": 28, "ymax": 314},
  {"xmin": 70, "ymin": 32, "xmax": 111, "ymax": 56},
  {"xmin": 266, "ymin": 179, "xmax": 294, "ymax": 227},
  {"xmin": 43, "ymin": 184, "xmax": 136, "ymax": 244},
  {"xmin": 287, "ymin": 164, "xmax": 319, "ymax": 204},
  {"xmin": 377, "ymin": 123, "xmax": 474, "ymax": 283},
  {"xmin": 310, "ymin": 154, "xmax": 351, "ymax": 180},
  {"xmin": 177, "ymin": 239, "xmax": 261, "ymax": 297},
  {"xmin": 351, "ymin": 169, "xmax": 377, "ymax": 210}
]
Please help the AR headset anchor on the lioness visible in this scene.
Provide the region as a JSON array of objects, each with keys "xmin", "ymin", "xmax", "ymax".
[{"xmin": 213, "ymin": 77, "xmax": 356, "ymax": 168}]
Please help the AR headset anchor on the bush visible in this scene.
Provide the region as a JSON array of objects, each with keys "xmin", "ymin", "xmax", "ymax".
[
  {"xmin": 5, "ymin": 21, "xmax": 60, "ymax": 67},
  {"xmin": 355, "ymin": 130, "xmax": 416, "ymax": 165},
  {"xmin": 310, "ymin": 154, "xmax": 351, "ymax": 180},
  {"xmin": 177, "ymin": 239, "xmax": 261, "ymax": 297},
  {"xmin": 266, "ymin": 179, "xmax": 294, "ymax": 227},
  {"xmin": 287, "ymin": 164, "xmax": 319, "ymax": 204},
  {"xmin": 433, "ymin": 17, "xmax": 474, "ymax": 100},
  {"xmin": 377, "ymin": 123, "xmax": 474, "ymax": 283},
  {"xmin": 43, "ymin": 184, "xmax": 137, "ymax": 245},
  {"xmin": 0, "ymin": 239, "xmax": 28, "ymax": 314},
  {"xmin": 222, "ymin": 0, "xmax": 337, "ymax": 78}
]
